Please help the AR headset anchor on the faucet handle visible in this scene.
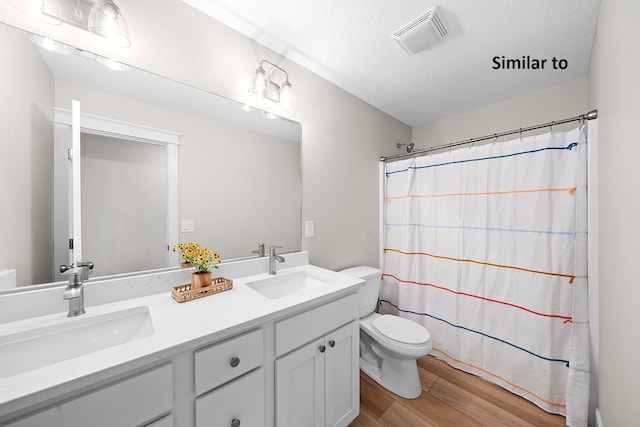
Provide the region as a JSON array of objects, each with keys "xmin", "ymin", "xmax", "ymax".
[
  {"xmin": 252, "ymin": 243, "xmax": 266, "ymax": 257},
  {"xmin": 76, "ymin": 260, "xmax": 95, "ymax": 271},
  {"xmin": 60, "ymin": 261, "xmax": 94, "ymax": 273},
  {"xmin": 60, "ymin": 261, "xmax": 94, "ymax": 282}
]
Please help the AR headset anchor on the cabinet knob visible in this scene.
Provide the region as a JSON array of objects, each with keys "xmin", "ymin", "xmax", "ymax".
[
  {"xmin": 319, "ymin": 345, "xmax": 326, "ymax": 353},
  {"xmin": 230, "ymin": 357, "xmax": 240, "ymax": 368},
  {"xmin": 328, "ymin": 340, "xmax": 336, "ymax": 348},
  {"xmin": 231, "ymin": 418, "xmax": 241, "ymax": 427}
]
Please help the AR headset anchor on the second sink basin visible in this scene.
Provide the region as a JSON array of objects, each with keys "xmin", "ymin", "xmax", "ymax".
[
  {"xmin": 246, "ymin": 270, "xmax": 331, "ymax": 299},
  {"xmin": 0, "ymin": 306, "xmax": 154, "ymax": 378}
]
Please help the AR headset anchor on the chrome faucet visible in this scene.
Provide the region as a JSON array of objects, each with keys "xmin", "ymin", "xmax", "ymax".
[
  {"xmin": 60, "ymin": 261, "xmax": 94, "ymax": 317},
  {"xmin": 252, "ymin": 243, "xmax": 266, "ymax": 257},
  {"xmin": 268, "ymin": 246, "xmax": 285, "ymax": 275}
]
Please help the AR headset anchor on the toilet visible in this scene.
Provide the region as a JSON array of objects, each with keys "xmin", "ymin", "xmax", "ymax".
[{"xmin": 340, "ymin": 266, "xmax": 432, "ymax": 399}]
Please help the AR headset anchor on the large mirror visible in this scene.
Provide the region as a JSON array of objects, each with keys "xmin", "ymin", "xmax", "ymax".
[{"xmin": 0, "ymin": 22, "xmax": 301, "ymax": 289}]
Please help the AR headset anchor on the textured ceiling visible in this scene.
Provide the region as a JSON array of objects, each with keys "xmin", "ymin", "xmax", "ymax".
[{"xmin": 182, "ymin": 0, "xmax": 600, "ymax": 127}]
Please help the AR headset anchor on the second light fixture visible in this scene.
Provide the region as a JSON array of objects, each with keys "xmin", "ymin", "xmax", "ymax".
[{"xmin": 249, "ymin": 59, "xmax": 294, "ymax": 108}]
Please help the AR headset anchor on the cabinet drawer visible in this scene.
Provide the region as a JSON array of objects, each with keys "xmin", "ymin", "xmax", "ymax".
[
  {"xmin": 195, "ymin": 328, "xmax": 263, "ymax": 395},
  {"xmin": 7, "ymin": 364, "xmax": 172, "ymax": 427},
  {"xmin": 275, "ymin": 293, "xmax": 358, "ymax": 357},
  {"xmin": 195, "ymin": 368, "xmax": 265, "ymax": 427}
]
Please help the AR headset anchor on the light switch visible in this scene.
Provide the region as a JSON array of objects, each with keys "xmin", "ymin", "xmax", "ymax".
[
  {"xmin": 305, "ymin": 220, "xmax": 315, "ymax": 238},
  {"xmin": 181, "ymin": 219, "xmax": 194, "ymax": 233}
]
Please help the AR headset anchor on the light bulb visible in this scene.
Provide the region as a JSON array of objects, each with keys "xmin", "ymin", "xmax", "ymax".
[
  {"xmin": 280, "ymin": 81, "xmax": 293, "ymax": 108},
  {"xmin": 251, "ymin": 67, "xmax": 267, "ymax": 96}
]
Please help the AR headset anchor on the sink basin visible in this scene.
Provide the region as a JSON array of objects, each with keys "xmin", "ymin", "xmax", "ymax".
[
  {"xmin": 246, "ymin": 270, "xmax": 331, "ymax": 299},
  {"xmin": 0, "ymin": 306, "xmax": 154, "ymax": 378}
]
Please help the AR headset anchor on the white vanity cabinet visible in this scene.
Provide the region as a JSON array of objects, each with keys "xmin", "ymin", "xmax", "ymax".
[
  {"xmin": 194, "ymin": 328, "xmax": 265, "ymax": 427},
  {"xmin": 274, "ymin": 294, "xmax": 359, "ymax": 427},
  {"xmin": 0, "ymin": 263, "xmax": 362, "ymax": 427},
  {"xmin": 5, "ymin": 364, "xmax": 173, "ymax": 427}
]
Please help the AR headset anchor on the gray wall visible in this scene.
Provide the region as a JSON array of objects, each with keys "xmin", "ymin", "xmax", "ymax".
[
  {"xmin": 589, "ymin": 0, "xmax": 640, "ymax": 425},
  {"xmin": 0, "ymin": 25, "xmax": 54, "ymax": 285},
  {"xmin": 81, "ymin": 134, "xmax": 166, "ymax": 277},
  {"xmin": 412, "ymin": 77, "xmax": 588, "ymax": 147}
]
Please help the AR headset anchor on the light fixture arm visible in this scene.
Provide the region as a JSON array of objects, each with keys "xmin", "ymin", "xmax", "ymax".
[{"xmin": 259, "ymin": 59, "xmax": 290, "ymax": 84}]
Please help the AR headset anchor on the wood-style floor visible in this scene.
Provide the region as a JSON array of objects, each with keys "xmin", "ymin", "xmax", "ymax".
[{"xmin": 350, "ymin": 355, "xmax": 566, "ymax": 427}]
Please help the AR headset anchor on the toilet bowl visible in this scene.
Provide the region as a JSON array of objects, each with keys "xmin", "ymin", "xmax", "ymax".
[{"xmin": 340, "ymin": 266, "xmax": 432, "ymax": 399}]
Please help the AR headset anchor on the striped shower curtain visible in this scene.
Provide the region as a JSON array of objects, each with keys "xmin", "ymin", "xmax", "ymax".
[{"xmin": 380, "ymin": 127, "xmax": 589, "ymax": 426}]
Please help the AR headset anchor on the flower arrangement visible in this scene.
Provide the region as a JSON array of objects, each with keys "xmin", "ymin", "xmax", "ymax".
[{"xmin": 173, "ymin": 242, "xmax": 221, "ymax": 273}]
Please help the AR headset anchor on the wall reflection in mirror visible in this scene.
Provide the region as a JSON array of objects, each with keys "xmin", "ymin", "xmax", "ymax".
[{"xmin": 0, "ymin": 22, "xmax": 301, "ymax": 289}]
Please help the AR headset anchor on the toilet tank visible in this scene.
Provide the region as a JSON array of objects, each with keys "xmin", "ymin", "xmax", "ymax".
[{"xmin": 339, "ymin": 266, "xmax": 381, "ymax": 318}]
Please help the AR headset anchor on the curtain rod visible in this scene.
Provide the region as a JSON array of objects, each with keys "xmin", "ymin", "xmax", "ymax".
[{"xmin": 380, "ymin": 109, "xmax": 598, "ymax": 162}]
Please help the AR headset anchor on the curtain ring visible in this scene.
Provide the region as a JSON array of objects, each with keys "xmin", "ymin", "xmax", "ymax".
[
  {"xmin": 550, "ymin": 121, "xmax": 555, "ymax": 134},
  {"xmin": 449, "ymin": 143, "xmax": 453, "ymax": 153},
  {"xmin": 493, "ymin": 133, "xmax": 497, "ymax": 145},
  {"xmin": 519, "ymin": 128, "xmax": 523, "ymax": 140},
  {"xmin": 469, "ymin": 138, "xmax": 474, "ymax": 149}
]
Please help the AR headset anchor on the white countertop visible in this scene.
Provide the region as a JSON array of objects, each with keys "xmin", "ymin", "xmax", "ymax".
[{"xmin": 0, "ymin": 262, "xmax": 363, "ymax": 419}]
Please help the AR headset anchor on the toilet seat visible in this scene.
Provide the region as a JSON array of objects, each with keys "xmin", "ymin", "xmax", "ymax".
[{"xmin": 371, "ymin": 315, "xmax": 430, "ymax": 345}]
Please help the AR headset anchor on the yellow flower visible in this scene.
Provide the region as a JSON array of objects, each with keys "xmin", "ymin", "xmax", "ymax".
[{"xmin": 173, "ymin": 242, "xmax": 221, "ymax": 273}]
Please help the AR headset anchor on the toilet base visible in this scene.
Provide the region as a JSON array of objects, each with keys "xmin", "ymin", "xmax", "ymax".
[{"xmin": 359, "ymin": 336, "xmax": 423, "ymax": 399}]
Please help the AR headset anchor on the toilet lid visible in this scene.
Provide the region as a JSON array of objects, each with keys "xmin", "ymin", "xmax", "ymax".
[{"xmin": 371, "ymin": 315, "xmax": 431, "ymax": 345}]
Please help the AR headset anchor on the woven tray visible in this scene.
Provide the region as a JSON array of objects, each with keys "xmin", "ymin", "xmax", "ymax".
[{"xmin": 171, "ymin": 277, "xmax": 233, "ymax": 303}]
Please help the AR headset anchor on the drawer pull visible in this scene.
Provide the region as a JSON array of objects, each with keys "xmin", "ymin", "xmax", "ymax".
[
  {"xmin": 328, "ymin": 339, "xmax": 336, "ymax": 348},
  {"xmin": 230, "ymin": 357, "xmax": 240, "ymax": 368},
  {"xmin": 231, "ymin": 418, "xmax": 241, "ymax": 427},
  {"xmin": 319, "ymin": 345, "xmax": 326, "ymax": 353}
]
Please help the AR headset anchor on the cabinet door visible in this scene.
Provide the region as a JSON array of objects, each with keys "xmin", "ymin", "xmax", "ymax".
[
  {"xmin": 275, "ymin": 338, "xmax": 325, "ymax": 427},
  {"xmin": 324, "ymin": 321, "xmax": 359, "ymax": 427}
]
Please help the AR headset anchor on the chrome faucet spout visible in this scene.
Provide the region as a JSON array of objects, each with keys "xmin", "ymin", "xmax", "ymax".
[
  {"xmin": 60, "ymin": 261, "xmax": 94, "ymax": 317},
  {"xmin": 268, "ymin": 246, "xmax": 285, "ymax": 275}
]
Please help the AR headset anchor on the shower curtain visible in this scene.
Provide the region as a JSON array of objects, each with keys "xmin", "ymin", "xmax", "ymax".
[{"xmin": 380, "ymin": 127, "xmax": 589, "ymax": 426}]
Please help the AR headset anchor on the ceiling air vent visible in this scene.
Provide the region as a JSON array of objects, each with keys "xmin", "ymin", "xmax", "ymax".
[{"xmin": 392, "ymin": 6, "xmax": 449, "ymax": 55}]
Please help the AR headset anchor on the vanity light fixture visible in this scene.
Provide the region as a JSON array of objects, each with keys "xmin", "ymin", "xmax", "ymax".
[
  {"xmin": 7, "ymin": 0, "xmax": 131, "ymax": 48},
  {"xmin": 249, "ymin": 60, "xmax": 294, "ymax": 108}
]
